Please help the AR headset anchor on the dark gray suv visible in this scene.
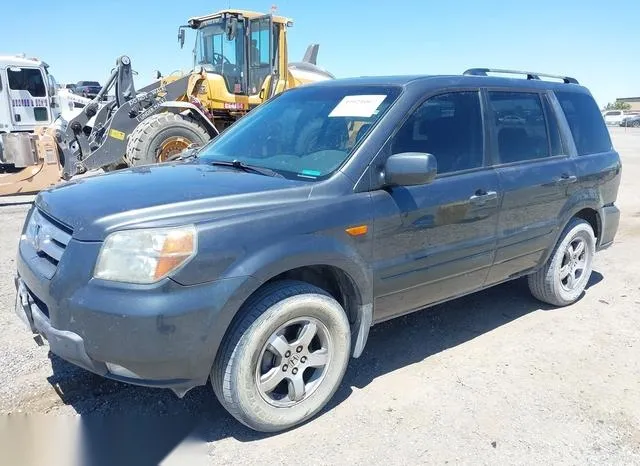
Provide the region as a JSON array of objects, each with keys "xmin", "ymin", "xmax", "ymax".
[{"xmin": 14, "ymin": 68, "xmax": 621, "ymax": 432}]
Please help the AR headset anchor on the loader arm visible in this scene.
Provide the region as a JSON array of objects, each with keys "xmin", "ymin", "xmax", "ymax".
[{"xmin": 55, "ymin": 56, "xmax": 191, "ymax": 179}]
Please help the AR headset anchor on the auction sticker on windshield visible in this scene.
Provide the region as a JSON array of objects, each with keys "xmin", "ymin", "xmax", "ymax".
[{"xmin": 329, "ymin": 95, "xmax": 387, "ymax": 118}]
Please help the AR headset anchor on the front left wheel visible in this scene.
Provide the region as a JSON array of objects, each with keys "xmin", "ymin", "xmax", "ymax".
[{"xmin": 211, "ymin": 280, "xmax": 351, "ymax": 432}]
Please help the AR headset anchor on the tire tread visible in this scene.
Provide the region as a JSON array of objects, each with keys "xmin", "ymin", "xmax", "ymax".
[
  {"xmin": 211, "ymin": 280, "xmax": 333, "ymax": 429},
  {"xmin": 528, "ymin": 218, "xmax": 594, "ymax": 306},
  {"xmin": 125, "ymin": 113, "xmax": 208, "ymax": 166}
]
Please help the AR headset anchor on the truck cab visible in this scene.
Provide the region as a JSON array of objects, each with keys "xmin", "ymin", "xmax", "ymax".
[{"xmin": 0, "ymin": 56, "xmax": 56, "ymax": 134}]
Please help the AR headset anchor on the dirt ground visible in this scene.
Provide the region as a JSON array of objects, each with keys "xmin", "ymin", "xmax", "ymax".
[{"xmin": 0, "ymin": 127, "xmax": 638, "ymax": 465}]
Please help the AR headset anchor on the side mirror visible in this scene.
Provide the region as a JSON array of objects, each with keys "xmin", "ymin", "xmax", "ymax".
[
  {"xmin": 178, "ymin": 28, "xmax": 185, "ymax": 49},
  {"xmin": 384, "ymin": 152, "xmax": 437, "ymax": 187}
]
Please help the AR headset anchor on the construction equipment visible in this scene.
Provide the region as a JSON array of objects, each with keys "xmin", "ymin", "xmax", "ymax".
[
  {"xmin": 0, "ymin": 55, "xmax": 99, "ymax": 195},
  {"xmin": 43, "ymin": 9, "xmax": 334, "ymax": 182}
]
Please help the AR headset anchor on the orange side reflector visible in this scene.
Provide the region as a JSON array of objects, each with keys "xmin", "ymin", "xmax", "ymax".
[{"xmin": 345, "ymin": 225, "xmax": 368, "ymax": 237}]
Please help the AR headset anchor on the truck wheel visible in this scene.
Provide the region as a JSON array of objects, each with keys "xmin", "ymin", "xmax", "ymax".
[
  {"xmin": 528, "ymin": 218, "xmax": 596, "ymax": 306},
  {"xmin": 126, "ymin": 113, "xmax": 209, "ymax": 166},
  {"xmin": 211, "ymin": 280, "xmax": 351, "ymax": 432}
]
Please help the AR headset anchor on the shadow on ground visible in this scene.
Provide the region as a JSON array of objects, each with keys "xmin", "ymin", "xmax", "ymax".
[{"xmin": 45, "ymin": 272, "xmax": 604, "ymax": 462}]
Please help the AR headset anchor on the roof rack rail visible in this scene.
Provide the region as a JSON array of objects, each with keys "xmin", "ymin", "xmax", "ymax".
[{"xmin": 463, "ymin": 68, "xmax": 579, "ymax": 84}]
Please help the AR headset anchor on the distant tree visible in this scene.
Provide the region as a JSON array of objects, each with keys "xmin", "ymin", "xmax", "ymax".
[{"xmin": 604, "ymin": 101, "xmax": 632, "ymax": 111}]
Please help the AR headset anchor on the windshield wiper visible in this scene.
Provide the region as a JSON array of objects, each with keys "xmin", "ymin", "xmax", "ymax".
[
  {"xmin": 165, "ymin": 144, "xmax": 201, "ymax": 162},
  {"xmin": 209, "ymin": 160, "xmax": 283, "ymax": 178}
]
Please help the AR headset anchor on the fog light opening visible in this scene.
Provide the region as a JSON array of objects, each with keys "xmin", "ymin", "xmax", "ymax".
[{"xmin": 105, "ymin": 362, "xmax": 141, "ymax": 379}]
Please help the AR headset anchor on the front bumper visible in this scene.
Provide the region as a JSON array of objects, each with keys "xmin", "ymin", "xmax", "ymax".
[
  {"xmin": 15, "ymin": 236, "xmax": 250, "ymax": 396},
  {"xmin": 15, "ymin": 276, "xmax": 109, "ymax": 377}
]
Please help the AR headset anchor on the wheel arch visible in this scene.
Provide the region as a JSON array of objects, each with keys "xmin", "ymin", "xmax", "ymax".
[
  {"xmin": 211, "ymin": 238, "xmax": 374, "ymax": 363},
  {"xmin": 159, "ymin": 101, "xmax": 219, "ymax": 138},
  {"xmin": 539, "ymin": 203, "xmax": 602, "ymax": 268}
]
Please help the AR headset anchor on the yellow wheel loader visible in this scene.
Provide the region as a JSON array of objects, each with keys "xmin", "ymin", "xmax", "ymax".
[{"xmin": 0, "ymin": 9, "xmax": 334, "ymax": 193}]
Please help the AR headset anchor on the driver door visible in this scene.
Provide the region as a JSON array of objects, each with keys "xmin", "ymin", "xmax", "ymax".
[{"xmin": 248, "ymin": 16, "xmax": 274, "ymax": 98}]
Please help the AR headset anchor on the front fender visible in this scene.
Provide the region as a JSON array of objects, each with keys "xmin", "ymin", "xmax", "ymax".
[
  {"xmin": 211, "ymin": 234, "xmax": 374, "ymax": 359},
  {"xmin": 228, "ymin": 234, "xmax": 373, "ymax": 304},
  {"xmin": 159, "ymin": 101, "xmax": 219, "ymax": 137}
]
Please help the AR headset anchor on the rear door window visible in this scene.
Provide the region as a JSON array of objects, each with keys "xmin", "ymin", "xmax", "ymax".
[
  {"xmin": 555, "ymin": 91, "xmax": 612, "ymax": 156},
  {"xmin": 488, "ymin": 91, "xmax": 550, "ymax": 163}
]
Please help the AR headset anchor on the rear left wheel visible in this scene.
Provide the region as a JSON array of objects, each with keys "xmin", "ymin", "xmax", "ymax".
[
  {"xmin": 211, "ymin": 280, "xmax": 351, "ymax": 432},
  {"xmin": 528, "ymin": 218, "xmax": 595, "ymax": 306}
]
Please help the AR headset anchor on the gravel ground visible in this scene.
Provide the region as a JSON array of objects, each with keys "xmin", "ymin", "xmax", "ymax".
[{"xmin": 0, "ymin": 128, "xmax": 639, "ymax": 465}]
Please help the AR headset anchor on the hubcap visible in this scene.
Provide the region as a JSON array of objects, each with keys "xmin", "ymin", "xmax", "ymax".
[
  {"xmin": 157, "ymin": 136, "xmax": 192, "ymax": 162},
  {"xmin": 255, "ymin": 317, "xmax": 332, "ymax": 407},
  {"xmin": 559, "ymin": 236, "xmax": 588, "ymax": 291}
]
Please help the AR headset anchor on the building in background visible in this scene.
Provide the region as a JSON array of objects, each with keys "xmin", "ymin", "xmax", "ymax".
[{"xmin": 616, "ymin": 97, "xmax": 640, "ymax": 111}]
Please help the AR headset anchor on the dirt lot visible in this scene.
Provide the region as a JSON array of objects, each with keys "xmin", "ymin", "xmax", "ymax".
[{"xmin": 0, "ymin": 128, "xmax": 639, "ymax": 465}]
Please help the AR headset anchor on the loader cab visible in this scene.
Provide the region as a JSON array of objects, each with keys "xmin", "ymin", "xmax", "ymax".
[{"xmin": 184, "ymin": 10, "xmax": 290, "ymax": 102}]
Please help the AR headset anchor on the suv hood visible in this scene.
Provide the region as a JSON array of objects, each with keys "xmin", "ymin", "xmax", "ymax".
[{"xmin": 35, "ymin": 161, "xmax": 311, "ymax": 241}]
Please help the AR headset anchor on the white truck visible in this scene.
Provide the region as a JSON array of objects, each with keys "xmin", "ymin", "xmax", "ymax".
[{"xmin": 0, "ymin": 55, "xmax": 96, "ymax": 195}]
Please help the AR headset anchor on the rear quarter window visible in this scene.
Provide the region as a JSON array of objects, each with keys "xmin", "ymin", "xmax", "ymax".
[{"xmin": 555, "ymin": 91, "xmax": 612, "ymax": 156}]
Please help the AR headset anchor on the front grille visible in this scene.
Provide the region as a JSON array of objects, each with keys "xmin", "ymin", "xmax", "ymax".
[{"xmin": 26, "ymin": 208, "xmax": 73, "ymax": 268}]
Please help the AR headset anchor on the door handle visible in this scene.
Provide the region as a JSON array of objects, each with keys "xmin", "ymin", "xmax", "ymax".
[
  {"xmin": 555, "ymin": 174, "xmax": 577, "ymax": 185},
  {"xmin": 469, "ymin": 190, "xmax": 498, "ymax": 205}
]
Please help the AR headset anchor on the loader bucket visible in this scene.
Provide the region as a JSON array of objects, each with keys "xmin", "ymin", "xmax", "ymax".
[{"xmin": 0, "ymin": 127, "xmax": 63, "ymax": 196}]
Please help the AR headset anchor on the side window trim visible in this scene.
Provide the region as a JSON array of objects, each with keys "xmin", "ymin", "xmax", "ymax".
[
  {"xmin": 484, "ymin": 88, "xmax": 569, "ymax": 167},
  {"xmin": 544, "ymin": 91, "xmax": 578, "ymax": 158},
  {"xmin": 540, "ymin": 93, "xmax": 559, "ymax": 157},
  {"xmin": 384, "ymin": 87, "xmax": 489, "ymax": 178}
]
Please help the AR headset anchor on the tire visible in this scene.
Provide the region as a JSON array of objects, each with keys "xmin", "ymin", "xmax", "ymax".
[
  {"xmin": 633, "ymin": 121, "xmax": 640, "ymax": 128},
  {"xmin": 528, "ymin": 218, "xmax": 596, "ymax": 306},
  {"xmin": 211, "ymin": 280, "xmax": 351, "ymax": 432},
  {"xmin": 125, "ymin": 112, "xmax": 209, "ymax": 166},
  {"xmin": 102, "ymin": 158, "xmax": 128, "ymax": 172}
]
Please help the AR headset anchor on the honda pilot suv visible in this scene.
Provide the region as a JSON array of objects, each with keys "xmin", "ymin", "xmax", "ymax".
[{"xmin": 14, "ymin": 68, "xmax": 621, "ymax": 432}]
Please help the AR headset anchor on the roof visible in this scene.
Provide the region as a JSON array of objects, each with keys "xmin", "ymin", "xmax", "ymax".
[
  {"xmin": 188, "ymin": 9, "xmax": 292, "ymax": 25},
  {"xmin": 0, "ymin": 55, "xmax": 45, "ymax": 68},
  {"xmin": 305, "ymin": 74, "xmax": 588, "ymax": 93}
]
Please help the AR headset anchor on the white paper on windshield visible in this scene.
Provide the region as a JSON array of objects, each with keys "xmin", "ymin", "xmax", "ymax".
[{"xmin": 329, "ymin": 95, "xmax": 387, "ymax": 118}]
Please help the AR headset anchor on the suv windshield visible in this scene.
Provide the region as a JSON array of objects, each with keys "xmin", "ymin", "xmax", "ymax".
[{"xmin": 197, "ymin": 85, "xmax": 402, "ymax": 180}]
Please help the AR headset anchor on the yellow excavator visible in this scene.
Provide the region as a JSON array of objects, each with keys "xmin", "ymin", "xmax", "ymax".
[{"xmin": 0, "ymin": 9, "xmax": 334, "ymax": 195}]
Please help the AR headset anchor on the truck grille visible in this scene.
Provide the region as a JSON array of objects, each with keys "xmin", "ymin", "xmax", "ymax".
[{"xmin": 25, "ymin": 208, "xmax": 73, "ymax": 273}]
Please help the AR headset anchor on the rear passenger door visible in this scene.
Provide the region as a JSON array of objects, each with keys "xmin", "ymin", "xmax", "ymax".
[{"xmin": 484, "ymin": 90, "xmax": 577, "ymax": 285}]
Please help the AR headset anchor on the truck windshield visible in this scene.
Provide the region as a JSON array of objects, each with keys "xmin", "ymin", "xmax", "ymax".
[
  {"xmin": 195, "ymin": 18, "xmax": 246, "ymax": 94},
  {"xmin": 197, "ymin": 85, "xmax": 403, "ymax": 180}
]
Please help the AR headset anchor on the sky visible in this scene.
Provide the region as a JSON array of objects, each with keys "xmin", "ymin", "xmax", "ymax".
[{"xmin": 2, "ymin": 0, "xmax": 638, "ymax": 108}]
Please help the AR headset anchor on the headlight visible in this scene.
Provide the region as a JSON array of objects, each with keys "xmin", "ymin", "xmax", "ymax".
[{"xmin": 94, "ymin": 226, "xmax": 197, "ymax": 284}]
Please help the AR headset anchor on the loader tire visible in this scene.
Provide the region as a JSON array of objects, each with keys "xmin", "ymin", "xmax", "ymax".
[{"xmin": 126, "ymin": 113, "xmax": 210, "ymax": 166}]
